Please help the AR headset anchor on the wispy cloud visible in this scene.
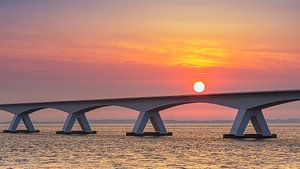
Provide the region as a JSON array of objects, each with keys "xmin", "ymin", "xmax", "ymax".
[{"xmin": 1, "ymin": 34, "xmax": 299, "ymax": 72}]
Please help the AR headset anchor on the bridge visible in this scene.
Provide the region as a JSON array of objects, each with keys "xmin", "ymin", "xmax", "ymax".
[{"xmin": 0, "ymin": 90, "xmax": 299, "ymax": 138}]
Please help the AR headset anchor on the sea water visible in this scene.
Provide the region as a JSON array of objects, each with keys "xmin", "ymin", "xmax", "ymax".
[{"xmin": 0, "ymin": 124, "xmax": 299, "ymax": 169}]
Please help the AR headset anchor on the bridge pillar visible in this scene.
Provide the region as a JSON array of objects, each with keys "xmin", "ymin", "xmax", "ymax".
[
  {"xmin": 126, "ymin": 111, "xmax": 172, "ymax": 136},
  {"xmin": 56, "ymin": 113, "xmax": 96, "ymax": 134},
  {"xmin": 224, "ymin": 109, "xmax": 276, "ymax": 138},
  {"xmin": 4, "ymin": 113, "xmax": 39, "ymax": 133}
]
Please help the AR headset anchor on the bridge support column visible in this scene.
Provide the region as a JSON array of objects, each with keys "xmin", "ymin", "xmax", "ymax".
[
  {"xmin": 4, "ymin": 113, "xmax": 39, "ymax": 133},
  {"xmin": 224, "ymin": 109, "xmax": 276, "ymax": 138},
  {"xmin": 126, "ymin": 111, "xmax": 172, "ymax": 136},
  {"xmin": 56, "ymin": 113, "xmax": 96, "ymax": 134}
]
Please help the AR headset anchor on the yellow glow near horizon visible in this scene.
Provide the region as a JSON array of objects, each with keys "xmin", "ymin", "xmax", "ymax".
[{"xmin": 108, "ymin": 38, "xmax": 231, "ymax": 68}]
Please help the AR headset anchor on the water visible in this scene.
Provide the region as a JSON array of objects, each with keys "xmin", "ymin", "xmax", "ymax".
[{"xmin": 0, "ymin": 124, "xmax": 299, "ymax": 169}]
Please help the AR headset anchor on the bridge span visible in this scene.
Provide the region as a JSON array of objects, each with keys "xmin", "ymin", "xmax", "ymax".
[{"xmin": 0, "ymin": 90, "xmax": 299, "ymax": 138}]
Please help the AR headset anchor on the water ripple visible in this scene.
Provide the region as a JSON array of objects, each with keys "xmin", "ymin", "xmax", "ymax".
[{"xmin": 0, "ymin": 124, "xmax": 299, "ymax": 168}]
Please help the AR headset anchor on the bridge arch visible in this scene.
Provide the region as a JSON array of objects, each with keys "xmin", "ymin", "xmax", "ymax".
[
  {"xmin": 148, "ymin": 101, "xmax": 235, "ymax": 112},
  {"xmin": 22, "ymin": 107, "xmax": 69, "ymax": 115},
  {"xmin": 74, "ymin": 104, "xmax": 139, "ymax": 114},
  {"xmin": 0, "ymin": 109, "xmax": 13, "ymax": 114},
  {"xmin": 263, "ymin": 100, "xmax": 300, "ymax": 119},
  {"xmin": 127, "ymin": 97, "xmax": 300, "ymax": 137},
  {"xmin": 27, "ymin": 107, "xmax": 69, "ymax": 121},
  {"xmin": 156, "ymin": 102, "xmax": 236, "ymax": 120},
  {"xmin": 4, "ymin": 107, "xmax": 69, "ymax": 133},
  {"xmin": 55, "ymin": 105, "xmax": 140, "ymax": 134},
  {"xmin": 82, "ymin": 105, "xmax": 139, "ymax": 120},
  {"xmin": 145, "ymin": 98, "xmax": 300, "ymax": 112},
  {"xmin": 126, "ymin": 101, "xmax": 237, "ymax": 136},
  {"xmin": 253, "ymin": 99, "xmax": 300, "ymax": 110}
]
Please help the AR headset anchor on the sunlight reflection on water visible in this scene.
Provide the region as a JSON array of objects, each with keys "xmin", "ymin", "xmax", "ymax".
[{"xmin": 0, "ymin": 124, "xmax": 299, "ymax": 169}]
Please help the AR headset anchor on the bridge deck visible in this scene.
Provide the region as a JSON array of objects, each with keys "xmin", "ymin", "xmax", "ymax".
[
  {"xmin": 0, "ymin": 89, "xmax": 299, "ymax": 139},
  {"xmin": 0, "ymin": 89, "xmax": 299, "ymax": 106}
]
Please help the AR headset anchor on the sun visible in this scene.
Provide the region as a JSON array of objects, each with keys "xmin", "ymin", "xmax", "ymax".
[{"xmin": 193, "ymin": 81, "xmax": 205, "ymax": 93}]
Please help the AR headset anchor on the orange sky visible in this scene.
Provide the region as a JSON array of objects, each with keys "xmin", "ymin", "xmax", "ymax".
[{"xmin": 0, "ymin": 0, "xmax": 299, "ymax": 121}]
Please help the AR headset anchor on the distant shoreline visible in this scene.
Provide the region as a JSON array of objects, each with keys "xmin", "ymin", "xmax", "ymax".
[{"xmin": 0, "ymin": 119, "xmax": 299, "ymax": 124}]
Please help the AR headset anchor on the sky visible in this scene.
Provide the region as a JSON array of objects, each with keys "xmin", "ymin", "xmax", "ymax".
[{"xmin": 0, "ymin": 0, "xmax": 299, "ymax": 121}]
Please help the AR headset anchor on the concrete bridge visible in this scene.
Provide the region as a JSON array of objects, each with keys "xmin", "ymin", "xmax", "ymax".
[{"xmin": 0, "ymin": 90, "xmax": 299, "ymax": 138}]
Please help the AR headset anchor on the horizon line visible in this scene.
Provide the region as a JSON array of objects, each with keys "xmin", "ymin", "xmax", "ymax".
[{"xmin": 0, "ymin": 118, "xmax": 299, "ymax": 124}]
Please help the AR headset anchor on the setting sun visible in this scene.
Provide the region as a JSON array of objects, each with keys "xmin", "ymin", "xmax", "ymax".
[{"xmin": 193, "ymin": 81, "xmax": 205, "ymax": 93}]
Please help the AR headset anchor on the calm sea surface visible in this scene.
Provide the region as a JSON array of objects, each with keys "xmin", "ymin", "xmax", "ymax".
[{"xmin": 0, "ymin": 124, "xmax": 299, "ymax": 169}]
